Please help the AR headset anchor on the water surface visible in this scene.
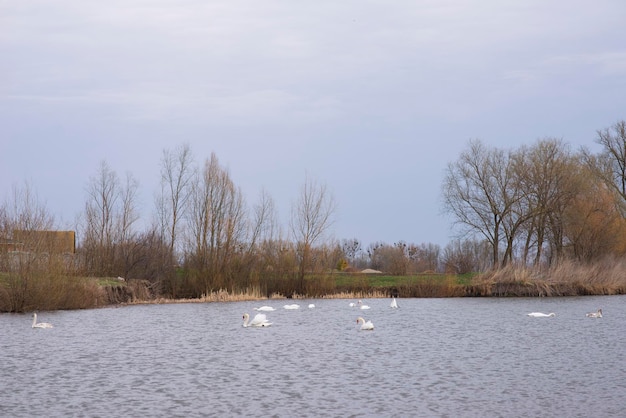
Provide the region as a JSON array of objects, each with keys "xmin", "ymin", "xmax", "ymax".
[{"xmin": 2, "ymin": 296, "xmax": 625, "ymax": 417}]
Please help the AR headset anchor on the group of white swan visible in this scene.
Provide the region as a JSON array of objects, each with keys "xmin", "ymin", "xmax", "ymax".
[
  {"xmin": 243, "ymin": 302, "xmax": 319, "ymax": 327},
  {"xmin": 527, "ymin": 308, "xmax": 603, "ymax": 318},
  {"xmin": 349, "ymin": 300, "xmax": 371, "ymax": 309},
  {"xmin": 32, "ymin": 313, "xmax": 53, "ymax": 329},
  {"xmin": 243, "ymin": 298, "xmax": 397, "ymax": 331}
]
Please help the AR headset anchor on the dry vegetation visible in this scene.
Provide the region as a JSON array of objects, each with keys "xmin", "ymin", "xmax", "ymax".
[
  {"xmin": 3, "ymin": 259, "xmax": 626, "ymax": 312},
  {"xmin": 4, "ymin": 123, "xmax": 626, "ymax": 311},
  {"xmin": 467, "ymin": 259, "xmax": 626, "ymax": 297}
]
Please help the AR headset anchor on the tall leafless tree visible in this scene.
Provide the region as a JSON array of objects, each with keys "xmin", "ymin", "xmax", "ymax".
[
  {"xmin": 442, "ymin": 140, "xmax": 517, "ymax": 268},
  {"xmin": 156, "ymin": 143, "xmax": 194, "ymax": 261},
  {"xmin": 185, "ymin": 152, "xmax": 247, "ymax": 295},
  {"xmin": 0, "ymin": 182, "xmax": 56, "ymax": 312},
  {"xmin": 82, "ymin": 161, "xmax": 120, "ymax": 275},
  {"xmin": 594, "ymin": 120, "xmax": 626, "ymax": 201},
  {"xmin": 290, "ymin": 175, "xmax": 336, "ymax": 291},
  {"xmin": 81, "ymin": 161, "xmax": 140, "ymax": 277},
  {"xmin": 511, "ymin": 138, "xmax": 579, "ymax": 265}
]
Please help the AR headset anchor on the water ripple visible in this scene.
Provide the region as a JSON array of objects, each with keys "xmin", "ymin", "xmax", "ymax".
[{"xmin": 2, "ymin": 296, "xmax": 626, "ymax": 417}]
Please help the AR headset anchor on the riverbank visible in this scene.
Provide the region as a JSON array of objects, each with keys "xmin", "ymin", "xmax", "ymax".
[{"xmin": 3, "ymin": 260, "xmax": 626, "ymax": 312}]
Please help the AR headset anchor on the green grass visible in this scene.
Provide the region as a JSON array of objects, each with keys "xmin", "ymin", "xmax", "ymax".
[{"xmin": 332, "ymin": 272, "xmax": 474, "ymax": 288}]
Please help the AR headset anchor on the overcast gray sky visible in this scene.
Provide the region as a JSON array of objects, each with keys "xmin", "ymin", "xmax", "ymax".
[{"xmin": 2, "ymin": 0, "xmax": 625, "ymax": 248}]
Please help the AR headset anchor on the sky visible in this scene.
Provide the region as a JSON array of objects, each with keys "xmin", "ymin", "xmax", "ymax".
[{"xmin": 2, "ymin": 0, "xmax": 626, "ymax": 249}]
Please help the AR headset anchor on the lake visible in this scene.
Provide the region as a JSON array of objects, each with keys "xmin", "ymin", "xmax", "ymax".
[{"xmin": 2, "ymin": 296, "xmax": 625, "ymax": 417}]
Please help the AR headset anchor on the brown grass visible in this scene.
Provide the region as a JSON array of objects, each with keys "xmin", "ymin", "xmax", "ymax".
[
  {"xmin": 3, "ymin": 258, "xmax": 625, "ymax": 312},
  {"xmin": 468, "ymin": 259, "xmax": 626, "ymax": 297}
]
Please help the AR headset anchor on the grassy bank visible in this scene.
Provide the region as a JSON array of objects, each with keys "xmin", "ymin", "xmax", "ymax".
[{"xmin": 2, "ymin": 259, "xmax": 626, "ymax": 312}]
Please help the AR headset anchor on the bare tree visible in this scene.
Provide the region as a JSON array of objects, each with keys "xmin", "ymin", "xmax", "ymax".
[
  {"xmin": 442, "ymin": 140, "xmax": 517, "ymax": 268},
  {"xmin": 185, "ymin": 152, "xmax": 247, "ymax": 295},
  {"xmin": 115, "ymin": 172, "xmax": 141, "ymax": 277},
  {"xmin": 367, "ymin": 242, "xmax": 409, "ymax": 275},
  {"xmin": 593, "ymin": 120, "xmax": 626, "ymax": 201},
  {"xmin": 441, "ymin": 239, "xmax": 491, "ymax": 274},
  {"xmin": 509, "ymin": 138, "xmax": 578, "ymax": 265},
  {"xmin": 249, "ymin": 188, "xmax": 278, "ymax": 251},
  {"xmin": 290, "ymin": 175, "xmax": 336, "ymax": 291},
  {"xmin": 82, "ymin": 161, "xmax": 120, "ymax": 275},
  {"xmin": 156, "ymin": 143, "xmax": 194, "ymax": 260},
  {"xmin": 341, "ymin": 238, "xmax": 362, "ymax": 268},
  {"xmin": 0, "ymin": 182, "xmax": 56, "ymax": 312}
]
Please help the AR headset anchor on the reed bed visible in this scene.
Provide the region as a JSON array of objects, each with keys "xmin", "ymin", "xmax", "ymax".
[
  {"xmin": 468, "ymin": 259, "xmax": 626, "ymax": 297},
  {"xmin": 3, "ymin": 258, "xmax": 626, "ymax": 312}
]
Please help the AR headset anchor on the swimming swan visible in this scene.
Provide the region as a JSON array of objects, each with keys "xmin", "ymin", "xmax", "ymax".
[
  {"xmin": 32, "ymin": 313, "xmax": 53, "ymax": 329},
  {"xmin": 242, "ymin": 313, "xmax": 272, "ymax": 327},
  {"xmin": 390, "ymin": 298, "xmax": 398, "ymax": 308},
  {"xmin": 358, "ymin": 300, "xmax": 370, "ymax": 310},
  {"xmin": 254, "ymin": 306, "xmax": 276, "ymax": 312},
  {"xmin": 586, "ymin": 309, "xmax": 602, "ymax": 318},
  {"xmin": 527, "ymin": 312, "xmax": 555, "ymax": 318},
  {"xmin": 356, "ymin": 317, "xmax": 374, "ymax": 330},
  {"xmin": 283, "ymin": 304, "xmax": 300, "ymax": 310}
]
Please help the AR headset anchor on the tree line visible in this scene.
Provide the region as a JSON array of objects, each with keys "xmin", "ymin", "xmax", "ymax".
[
  {"xmin": 1, "ymin": 120, "xmax": 625, "ymax": 305},
  {"xmin": 443, "ymin": 120, "xmax": 626, "ymax": 268}
]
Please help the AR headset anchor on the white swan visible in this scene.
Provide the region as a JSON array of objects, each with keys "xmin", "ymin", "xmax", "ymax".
[
  {"xmin": 358, "ymin": 300, "xmax": 370, "ymax": 310},
  {"xmin": 242, "ymin": 313, "xmax": 272, "ymax": 327},
  {"xmin": 527, "ymin": 312, "xmax": 556, "ymax": 318},
  {"xmin": 254, "ymin": 306, "xmax": 276, "ymax": 312},
  {"xmin": 349, "ymin": 302, "xmax": 357, "ymax": 307},
  {"xmin": 308, "ymin": 303, "xmax": 315, "ymax": 309},
  {"xmin": 356, "ymin": 316, "xmax": 374, "ymax": 330},
  {"xmin": 283, "ymin": 304, "xmax": 300, "ymax": 310},
  {"xmin": 390, "ymin": 297, "xmax": 398, "ymax": 308},
  {"xmin": 586, "ymin": 308, "xmax": 602, "ymax": 318},
  {"xmin": 32, "ymin": 313, "xmax": 53, "ymax": 329}
]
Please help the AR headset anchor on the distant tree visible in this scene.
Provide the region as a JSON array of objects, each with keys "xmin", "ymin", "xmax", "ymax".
[
  {"xmin": 240, "ymin": 189, "xmax": 279, "ymax": 290},
  {"xmin": 156, "ymin": 143, "xmax": 195, "ymax": 261},
  {"xmin": 290, "ymin": 175, "xmax": 336, "ymax": 292},
  {"xmin": 510, "ymin": 138, "xmax": 580, "ymax": 266},
  {"xmin": 185, "ymin": 153, "xmax": 247, "ymax": 295},
  {"xmin": 81, "ymin": 161, "xmax": 140, "ymax": 277},
  {"xmin": 442, "ymin": 140, "xmax": 517, "ymax": 268},
  {"xmin": 593, "ymin": 120, "xmax": 626, "ymax": 202},
  {"xmin": 406, "ymin": 242, "xmax": 441, "ymax": 273},
  {"xmin": 341, "ymin": 238, "xmax": 362, "ymax": 267},
  {"xmin": 563, "ymin": 170, "xmax": 626, "ymax": 261},
  {"xmin": 0, "ymin": 182, "xmax": 56, "ymax": 312},
  {"xmin": 366, "ymin": 242, "xmax": 408, "ymax": 275},
  {"xmin": 82, "ymin": 161, "xmax": 120, "ymax": 275},
  {"xmin": 116, "ymin": 172, "xmax": 141, "ymax": 277},
  {"xmin": 441, "ymin": 239, "xmax": 491, "ymax": 274}
]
